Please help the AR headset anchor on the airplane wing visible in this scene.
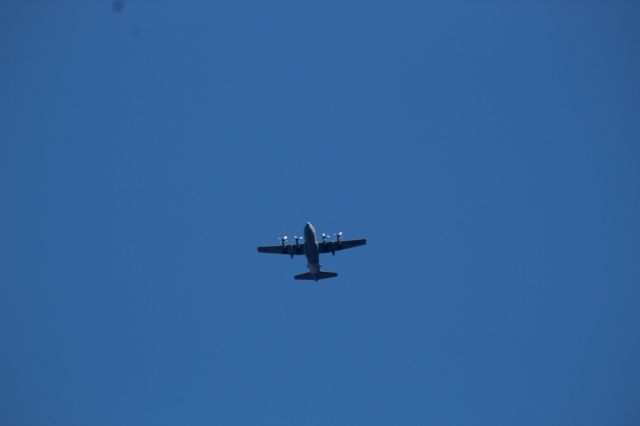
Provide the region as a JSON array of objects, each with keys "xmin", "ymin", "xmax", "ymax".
[
  {"xmin": 257, "ymin": 244, "xmax": 306, "ymax": 255},
  {"xmin": 318, "ymin": 239, "xmax": 367, "ymax": 254}
]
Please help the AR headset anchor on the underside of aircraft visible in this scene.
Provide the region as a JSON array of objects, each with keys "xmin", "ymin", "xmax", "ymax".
[{"xmin": 257, "ymin": 222, "xmax": 367, "ymax": 281}]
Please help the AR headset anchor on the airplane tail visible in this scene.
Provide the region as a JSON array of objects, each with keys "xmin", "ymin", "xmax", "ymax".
[{"xmin": 294, "ymin": 272, "xmax": 338, "ymax": 281}]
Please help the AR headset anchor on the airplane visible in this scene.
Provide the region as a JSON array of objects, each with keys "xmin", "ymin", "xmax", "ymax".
[{"xmin": 257, "ymin": 222, "xmax": 367, "ymax": 281}]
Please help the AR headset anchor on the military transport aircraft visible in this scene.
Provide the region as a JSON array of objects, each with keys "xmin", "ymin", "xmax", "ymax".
[{"xmin": 257, "ymin": 222, "xmax": 367, "ymax": 281}]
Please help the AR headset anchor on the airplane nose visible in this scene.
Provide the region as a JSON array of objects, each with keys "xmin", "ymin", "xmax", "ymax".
[{"xmin": 305, "ymin": 222, "xmax": 312, "ymax": 229}]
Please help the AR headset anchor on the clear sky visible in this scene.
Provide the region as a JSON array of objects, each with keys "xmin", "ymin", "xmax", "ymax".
[{"xmin": 2, "ymin": 1, "xmax": 639, "ymax": 425}]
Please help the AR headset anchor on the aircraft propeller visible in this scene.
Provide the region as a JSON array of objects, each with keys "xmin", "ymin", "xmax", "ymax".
[
  {"xmin": 334, "ymin": 232, "xmax": 343, "ymax": 243},
  {"xmin": 294, "ymin": 236, "xmax": 303, "ymax": 244},
  {"xmin": 278, "ymin": 235, "xmax": 289, "ymax": 246}
]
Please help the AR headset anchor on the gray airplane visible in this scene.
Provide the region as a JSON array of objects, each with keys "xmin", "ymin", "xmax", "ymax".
[{"xmin": 257, "ymin": 222, "xmax": 367, "ymax": 281}]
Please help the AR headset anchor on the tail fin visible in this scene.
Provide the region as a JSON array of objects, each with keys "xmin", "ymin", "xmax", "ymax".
[{"xmin": 294, "ymin": 272, "xmax": 338, "ymax": 281}]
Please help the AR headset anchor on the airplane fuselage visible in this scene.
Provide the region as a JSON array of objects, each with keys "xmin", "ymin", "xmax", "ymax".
[{"xmin": 303, "ymin": 222, "xmax": 321, "ymax": 275}]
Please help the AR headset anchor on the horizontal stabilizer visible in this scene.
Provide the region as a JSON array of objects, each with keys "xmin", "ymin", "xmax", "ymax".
[{"xmin": 294, "ymin": 271, "xmax": 338, "ymax": 281}]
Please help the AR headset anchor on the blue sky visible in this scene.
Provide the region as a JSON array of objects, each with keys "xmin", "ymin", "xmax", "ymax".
[{"xmin": 2, "ymin": 1, "xmax": 639, "ymax": 425}]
